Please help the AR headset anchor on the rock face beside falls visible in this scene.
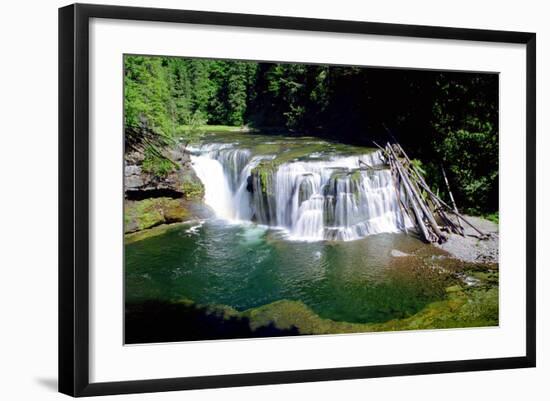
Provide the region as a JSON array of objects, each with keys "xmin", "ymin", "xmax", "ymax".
[
  {"xmin": 125, "ymin": 144, "xmax": 204, "ymax": 200},
  {"xmin": 190, "ymin": 135, "xmax": 413, "ymax": 241},
  {"xmin": 124, "ymin": 144, "xmax": 205, "ymax": 234}
]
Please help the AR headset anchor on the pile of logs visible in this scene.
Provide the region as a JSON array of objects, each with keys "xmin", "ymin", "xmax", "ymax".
[{"xmin": 375, "ymin": 142, "xmax": 489, "ymax": 244}]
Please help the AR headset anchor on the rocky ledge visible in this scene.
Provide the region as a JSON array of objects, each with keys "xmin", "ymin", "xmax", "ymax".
[
  {"xmin": 124, "ymin": 144, "xmax": 205, "ymax": 234},
  {"xmin": 125, "ymin": 144, "xmax": 204, "ymax": 200},
  {"xmin": 125, "ymin": 197, "xmax": 191, "ymax": 233}
]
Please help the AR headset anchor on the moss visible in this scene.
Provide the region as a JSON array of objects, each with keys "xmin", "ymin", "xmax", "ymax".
[
  {"xmin": 349, "ymin": 169, "xmax": 362, "ymax": 182},
  {"xmin": 469, "ymin": 271, "xmax": 498, "ymax": 285},
  {"xmin": 165, "ymin": 284, "xmax": 498, "ymax": 337},
  {"xmin": 251, "ymin": 162, "xmax": 276, "ymax": 196},
  {"xmin": 243, "ymin": 287, "xmax": 498, "ymax": 334},
  {"xmin": 251, "ymin": 143, "xmax": 284, "ymax": 155},
  {"xmin": 163, "ymin": 201, "xmax": 189, "ymax": 222},
  {"xmin": 349, "ymin": 170, "xmax": 364, "ymax": 201},
  {"xmin": 125, "ymin": 199, "xmax": 165, "ymax": 232},
  {"xmin": 181, "ymin": 180, "xmax": 204, "ymax": 200},
  {"xmin": 445, "ymin": 285, "xmax": 463, "ymax": 293},
  {"xmin": 199, "ymin": 131, "xmax": 378, "ymax": 167},
  {"xmin": 456, "ymin": 288, "xmax": 499, "ymax": 326},
  {"xmin": 270, "ymin": 143, "xmax": 328, "ymax": 164},
  {"xmin": 124, "ymin": 198, "xmax": 190, "ymax": 233},
  {"xmin": 376, "ymin": 287, "xmax": 498, "ymax": 330},
  {"xmin": 125, "ymin": 223, "xmax": 182, "ymax": 244},
  {"xmin": 259, "ymin": 169, "xmax": 272, "ymax": 195}
]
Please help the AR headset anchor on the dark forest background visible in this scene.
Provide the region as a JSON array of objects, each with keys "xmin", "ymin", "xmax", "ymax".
[{"xmin": 124, "ymin": 55, "xmax": 498, "ymax": 217}]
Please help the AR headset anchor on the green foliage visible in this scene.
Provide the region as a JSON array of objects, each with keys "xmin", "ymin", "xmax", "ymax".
[
  {"xmin": 483, "ymin": 212, "xmax": 499, "ymax": 224},
  {"xmin": 430, "ymin": 75, "xmax": 498, "ymax": 214},
  {"xmin": 125, "ymin": 56, "xmax": 256, "ymax": 149},
  {"xmin": 410, "ymin": 159, "xmax": 426, "ymax": 177},
  {"xmin": 124, "ymin": 56, "xmax": 174, "ymax": 138},
  {"xmin": 175, "ymin": 109, "xmax": 208, "ymax": 145},
  {"xmin": 141, "ymin": 147, "xmax": 175, "ymax": 177},
  {"xmin": 207, "ymin": 61, "xmax": 256, "ymax": 125}
]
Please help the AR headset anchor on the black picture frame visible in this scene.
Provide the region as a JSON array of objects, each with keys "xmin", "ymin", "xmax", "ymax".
[{"xmin": 59, "ymin": 3, "xmax": 536, "ymax": 397}]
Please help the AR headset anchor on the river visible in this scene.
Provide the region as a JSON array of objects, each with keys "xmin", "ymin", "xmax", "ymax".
[{"xmin": 125, "ymin": 132, "xmax": 497, "ymax": 342}]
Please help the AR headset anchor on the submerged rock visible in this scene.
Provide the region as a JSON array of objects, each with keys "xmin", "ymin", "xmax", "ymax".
[
  {"xmin": 463, "ymin": 276, "xmax": 481, "ymax": 287},
  {"xmin": 391, "ymin": 249, "xmax": 411, "ymax": 257},
  {"xmin": 125, "ymin": 223, "xmax": 183, "ymax": 245}
]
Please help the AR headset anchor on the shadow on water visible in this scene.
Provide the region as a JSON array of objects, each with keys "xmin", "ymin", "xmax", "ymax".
[{"xmin": 125, "ymin": 300, "xmax": 299, "ymax": 344}]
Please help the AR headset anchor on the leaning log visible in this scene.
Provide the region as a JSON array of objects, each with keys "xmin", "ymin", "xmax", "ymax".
[
  {"xmin": 387, "ymin": 143, "xmax": 446, "ymax": 243},
  {"xmin": 395, "ymin": 144, "xmax": 463, "ymax": 236},
  {"xmin": 414, "ymin": 172, "xmax": 488, "ymax": 238},
  {"xmin": 389, "ymin": 155, "xmax": 432, "ymax": 242},
  {"xmin": 375, "ymin": 138, "xmax": 491, "ymax": 243},
  {"xmin": 441, "ymin": 166, "xmax": 464, "ymax": 234}
]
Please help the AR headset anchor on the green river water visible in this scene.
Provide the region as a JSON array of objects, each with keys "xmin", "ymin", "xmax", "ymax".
[{"xmin": 126, "ymin": 217, "xmax": 465, "ymax": 324}]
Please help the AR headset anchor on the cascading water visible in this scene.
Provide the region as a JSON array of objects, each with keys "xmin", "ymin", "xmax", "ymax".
[
  {"xmin": 189, "ymin": 155, "xmax": 234, "ymax": 221},
  {"xmin": 190, "ymin": 142, "xmax": 412, "ymax": 241}
]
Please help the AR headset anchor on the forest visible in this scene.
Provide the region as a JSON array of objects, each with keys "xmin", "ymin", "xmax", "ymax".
[{"xmin": 124, "ymin": 55, "xmax": 498, "ymax": 217}]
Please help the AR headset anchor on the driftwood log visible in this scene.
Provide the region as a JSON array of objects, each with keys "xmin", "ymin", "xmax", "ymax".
[{"xmin": 377, "ymin": 141, "xmax": 488, "ymax": 244}]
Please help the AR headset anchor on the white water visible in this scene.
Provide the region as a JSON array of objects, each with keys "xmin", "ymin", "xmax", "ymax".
[
  {"xmin": 190, "ymin": 143, "xmax": 412, "ymax": 241},
  {"xmin": 190, "ymin": 155, "xmax": 234, "ymax": 221}
]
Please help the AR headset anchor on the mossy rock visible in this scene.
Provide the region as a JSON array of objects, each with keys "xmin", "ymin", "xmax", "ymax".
[
  {"xmin": 153, "ymin": 284, "xmax": 498, "ymax": 338},
  {"xmin": 179, "ymin": 170, "xmax": 205, "ymax": 200},
  {"xmin": 124, "ymin": 198, "xmax": 190, "ymax": 233},
  {"xmin": 125, "ymin": 223, "xmax": 182, "ymax": 245},
  {"xmin": 445, "ymin": 285, "xmax": 463, "ymax": 293},
  {"xmin": 246, "ymin": 286, "xmax": 498, "ymax": 334},
  {"xmin": 250, "ymin": 162, "xmax": 276, "ymax": 196},
  {"xmin": 163, "ymin": 201, "xmax": 189, "ymax": 222},
  {"xmin": 241, "ymin": 286, "xmax": 497, "ymax": 335}
]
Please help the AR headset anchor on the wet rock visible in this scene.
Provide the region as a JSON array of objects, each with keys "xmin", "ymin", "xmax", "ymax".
[
  {"xmin": 391, "ymin": 249, "xmax": 410, "ymax": 257},
  {"xmin": 125, "ymin": 165, "xmax": 145, "ymax": 189},
  {"xmin": 124, "ymin": 198, "xmax": 191, "ymax": 233},
  {"xmin": 124, "ymin": 145, "xmax": 204, "ymax": 200},
  {"xmin": 463, "ymin": 276, "xmax": 481, "ymax": 287}
]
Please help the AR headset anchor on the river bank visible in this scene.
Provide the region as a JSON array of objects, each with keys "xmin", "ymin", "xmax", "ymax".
[{"xmin": 436, "ymin": 215, "xmax": 499, "ymax": 264}]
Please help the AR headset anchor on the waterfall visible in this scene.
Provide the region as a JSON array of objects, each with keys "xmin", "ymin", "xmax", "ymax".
[
  {"xmin": 189, "ymin": 155, "xmax": 234, "ymax": 221},
  {"xmin": 190, "ymin": 142, "xmax": 412, "ymax": 241}
]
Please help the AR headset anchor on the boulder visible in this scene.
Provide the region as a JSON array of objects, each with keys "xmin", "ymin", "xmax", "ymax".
[
  {"xmin": 124, "ymin": 198, "xmax": 191, "ymax": 233},
  {"xmin": 390, "ymin": 249, "xmax": 410, "ymax": 257},
  {"xmin": 124, "ymin": 145, "xmax": 204, "ymax": 200}
]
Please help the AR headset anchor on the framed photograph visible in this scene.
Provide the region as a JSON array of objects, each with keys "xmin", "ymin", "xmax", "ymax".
[{"xmin": 59, "ymin": 3, "xmax": 536, "ymax": 397}]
